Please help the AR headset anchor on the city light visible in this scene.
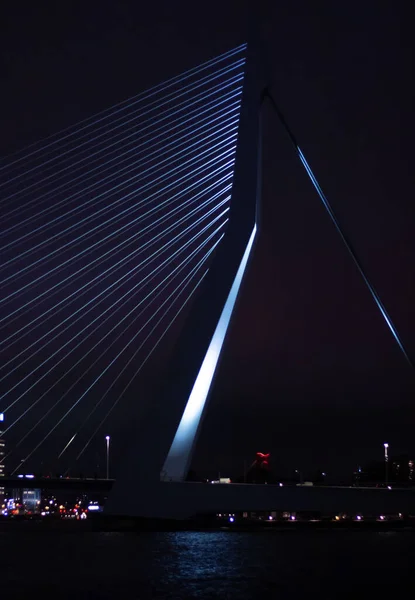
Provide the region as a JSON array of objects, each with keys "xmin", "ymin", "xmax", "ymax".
[
  {"xmin": 106, "ymin": 435, "xmax": 110, "ymax": 480},
  {"xmin": 384, "ymin": 442, "xmax": 389, "ymax": 485}
]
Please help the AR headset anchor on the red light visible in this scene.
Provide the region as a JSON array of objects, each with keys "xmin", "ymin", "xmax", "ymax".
[{"xmin": 254, "ymin": 452, "xmax": 270, "ymax": 468}]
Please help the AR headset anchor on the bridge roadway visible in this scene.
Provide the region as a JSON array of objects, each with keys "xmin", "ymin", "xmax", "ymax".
[
  {"xmin": 0, "ymin": 477, "xmax": 114, "ymax": 492},
  {"xmin": 106, "ymin": 481, "xmax": 415, "ymax": 519},
  {"xmin": 2, "ymin": 478, "xmax": 415, "ymax": 518}
]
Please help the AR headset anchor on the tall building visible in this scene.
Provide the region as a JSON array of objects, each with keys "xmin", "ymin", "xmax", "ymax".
[
  {"xmin": 0, "ymin": 413, "xmax": 5, "ymax": 507},
  {"xmin": 21, "ymin": 489, "xmax": 41, "ymax": 513}
]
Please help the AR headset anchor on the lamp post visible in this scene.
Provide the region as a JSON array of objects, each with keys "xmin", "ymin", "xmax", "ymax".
[
  {"xmin": 105, "ymin": 436, "xmax": 110, "ymax": 480},
  {"xmin": 384, "ymin": 442, "xmax": 389, "ymax": 485}
]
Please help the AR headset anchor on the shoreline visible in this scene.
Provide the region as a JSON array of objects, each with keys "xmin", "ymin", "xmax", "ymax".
[{"xmin": 1, "ymin": 515, "xmax": 414, "ymax": 533}]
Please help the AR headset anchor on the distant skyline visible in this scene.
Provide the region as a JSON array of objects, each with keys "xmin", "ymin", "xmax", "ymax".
[{"xmin": 1, "ymin": 2, "xmax": 414, "ymax": 480}]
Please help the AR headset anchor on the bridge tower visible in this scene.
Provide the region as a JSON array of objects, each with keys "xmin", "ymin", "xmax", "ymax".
[{"xmin": 105, "ymin": 44, "xmax": 263, "ymax": 518}]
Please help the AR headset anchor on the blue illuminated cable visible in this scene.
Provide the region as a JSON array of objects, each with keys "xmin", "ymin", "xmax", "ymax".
[
  {"xmin": 63, "ymin": 239, "xmax": 220, "ymax": 461},
  {"xmin": 0, "ymin": 167, "xmax": 234, "ymax": 324},
  {"xmin": 0, "ymin": 98, "xmax": 240, "ymax": 254},
  {"xmin": 3, "ymin": 97, "xmax": 240, "ymax": 233},
  {"xmin": 0, "ymin": 214, "xmax": 226, "ymax": 431},
  {"xmin": 0, "ymin": 64, "xmax": 242, "ymax": 201},
  {"xmin": 265, "ymin": 89, "xmax": 415, "ymax": 371},
  {"xmin": 0, "ymin": 148, "xmax": 235, "ymax": 316},
  {"xmin": 0, "ymin": 89, "xmax": 242, "ymax": 229},
  {"xmin": 0, "ymin": 122, "xmax": 238, "ymax": 263},
  {"xmin": 0, "ymin": 152, "xmax": 235, "ymax": 299},
  {"xmin": 0, "ymin": 190, "xmax": 231, "ymax": 377},
  {"xmin": 0, "ymin": 60, "xmax": 244, "ymax": 190},
  {"xmin": 0, "ymin": 77, "xmax": 243, "ymax": 217},
  {"xmin": 0, "ymin": 81, "xmax": 244, "ymax": 226},
  {"xmin": 0, "ymin": 176, "xmax": 232, "ymax": 346},
  {"xmin": 0, "ymin": 135, "xmax": 234, "ymax": 291},
  {"xmin": 10, "ymin": 259, "xmax": 213, "ymax": 473},
  {"xmin": 1, "ymin": 115, "xmax": 239, "ymax": 260},
  {"xmin": 0, "ymin": 114, "xmax": 238, "ymax": 259},
  {"xmin": 0, "ymin": 188, "xmax": 231, "ymax": 376},
  {"xmin": 1, "ymin": 169, "xmax": 233, "ymax": 305},
  {"xmin": 0, "ymin": 94, "xmax": 239, "ymax": 232},
  {"xmin": 0, "ymin": 182, "xmax": 232, "ymax": 365},
  {"xmin": 0, "ymin": 207, "xmax": 230, "ymax": 408},
  {"xmin": 0, "ymin": 127, "xmax": 237, "ymax": 285},
  {"xmin": 0, "ymin": 120, "xmax": 237, "ymax": 285},
  {"xmin": 75, "ymin": 253, "xmax": 215, "ymax": 462},
  {"xmin": 3, "ymin": 108, "xmax": 240, "ymax": 248},
  {"xmin": 0, "ymin": 158, "xmax": 234, "ymax": 328},
  {"xmin": 11, "ymin": 230, "xmax": 222, "ymax": 454},
  {"xmin": 0, "ymin": 150, "xmax": 236, "ymax": 333},
  {"xmin": 1, "ymin": 220, "xmax": 228, "ymax": 463},
  {"xmin": 4, "ymin": 224, "xmax": 224, "ymax": 445},
  {"xmin": 0, "ymin": 43, "xmax": 246, "ymax": 171},
  {"xmin": 0, "ymin": 210, "xmax": 228, "ymax": 425},
  {"xmin": 0, "ymin": 188, "xmax": 231, "ymax": 358},
  {"xmin": 0, "ymin": 44, "xmax": 245, "ymax": 176},
  {"xmin": 0, "ymin": 155, "xmax": 235, "ymax": 335},
  {"xmin": 27, "ymin": 234, "xmax": 222, "ymax": 467}
]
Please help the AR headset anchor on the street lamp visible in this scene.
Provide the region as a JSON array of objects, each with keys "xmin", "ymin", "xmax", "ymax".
[
  {"xmin": 105, "ymin": 436, "xmax": 110, "ymax": 480},
  {"xmin": 384, "ymin": 443, "xmax": 389, "ymax": 485}
]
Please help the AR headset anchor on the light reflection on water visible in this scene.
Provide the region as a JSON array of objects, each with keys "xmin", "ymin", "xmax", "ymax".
[{"xmin": 1, "ymin": 530, "xmax": 413, "ymax": 599}]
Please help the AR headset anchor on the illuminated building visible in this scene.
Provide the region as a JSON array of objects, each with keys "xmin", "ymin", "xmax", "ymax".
[
  {"xmin": 0, "ymin": 414, "xmax": 4, "ymax": 506},
  {"xmin": 21, "ymin": 489, "xmax": 41, "ymax": 514},
  {"xmin": 10, "ymin": 486, "xmax": 42, "ymax": 514}
]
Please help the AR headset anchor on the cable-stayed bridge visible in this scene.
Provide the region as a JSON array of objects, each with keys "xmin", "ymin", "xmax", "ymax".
[
  {"xmin": 1, "ymin": 43, "xmax": 413, "ymax": 518},
  {"xmin": 0, "ymin": 44, "xmax": 250, "ymax": 483}
]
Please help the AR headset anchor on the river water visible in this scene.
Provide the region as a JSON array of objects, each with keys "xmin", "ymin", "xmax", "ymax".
[{"xmin": 1, "ymin": 529, "xmax": 414, "ymax": 598}]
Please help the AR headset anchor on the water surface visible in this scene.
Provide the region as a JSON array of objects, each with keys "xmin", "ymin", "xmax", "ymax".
[{"xmin": 1, "ymin": 529, "xmax": 413, "ymax": 598}]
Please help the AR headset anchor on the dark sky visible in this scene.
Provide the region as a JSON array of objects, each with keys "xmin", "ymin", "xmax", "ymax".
[{"xmin": 1, "ymin": 2, "xmax": 414, "ymax": 481}]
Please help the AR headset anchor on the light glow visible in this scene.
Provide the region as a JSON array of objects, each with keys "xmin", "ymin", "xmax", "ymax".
[{"xmin": 162, "ymin": 225, "xmax": 257, "ymax": 480}]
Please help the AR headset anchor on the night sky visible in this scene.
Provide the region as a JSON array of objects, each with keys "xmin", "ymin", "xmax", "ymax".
[{"xmin": 1, "ymin": 2, "xmax": 414, "ymax": 481}]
